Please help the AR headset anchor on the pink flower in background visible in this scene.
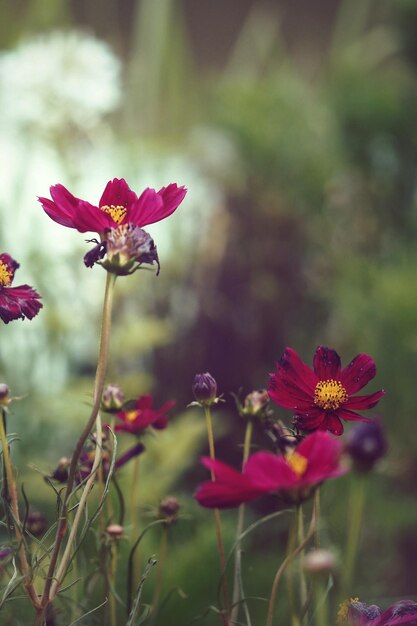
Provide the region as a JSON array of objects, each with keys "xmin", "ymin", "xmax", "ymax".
[
  {"xmin": 195, "ymin": 431, "xmax": 346, "ymax": 509},
  {"xmin": 340, "ymin": 599, "xmax": 417, "ymax": 625},
  {"xmin": 0, "ymin": 253, "xmax": 42, "ymax": 324},
  {"xmin": 38, "ymin": 178, "xmax": 187, "ymax": 234},
  {"xmin": 115, "ymin": 394, "xmax": 175, "ymax": 435},
  {"xmin": 268, "ymin": 346, "xmax": 384, "ymax": 436}
]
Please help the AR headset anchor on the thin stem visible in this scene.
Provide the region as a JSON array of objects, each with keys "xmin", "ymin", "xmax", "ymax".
[
  {"xmin": 343, "ymin": 474, "xmax": 367, "ymax": 594},
  {"xmin": 0, "ymin": 411, "xmax": 40, "ymax": 609},
  {"xmin": 41, "ymin": 272, "xmax": 116, "ymax": 608},
  {"xmin": 314, "ymin": 578, "xmax": 328, "ymax": 626},
  {"xmin": 265, "ymin": 498, "xmax": 318, "ymax": 626},
  {"xmin": 204, "ymin": 405, "xmax": 230, "ymax": 626},
  {"xmin": 314, "ymin": 490, "xmax": 321, "ymax": 549},
  {"xmin": 297, "ymin": 505, "xmax": 308, "ymax": 625},
  {"xmin": 230, "ymin": 419, "xmax": 253, "ymax": 625},
  {"xmin": 109, "ymin": 539, "xmax": 118, "ymax": 626},
  {"xmin": 151, "ymin": 525, "xmax": 168, "ymax": 616},
  {"xmin": 130, "ymin": 455, "xmax": 141, "ymax": 582}
]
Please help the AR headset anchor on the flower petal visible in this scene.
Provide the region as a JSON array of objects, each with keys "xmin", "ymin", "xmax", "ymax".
[
  {"xmin": 344, "ymin": 389, "xmax": 385, "ymax": 410},
  {"xmin": 336, "ymin": 408, "xmax": 371, "ymax": 423},
  {"xmin": 72, "ymin": 200, "xmax": 114, "ymax": 233},
  {"xmin": 0, "ymin": 285, "xmax": 42, "ymax": 324},
  {"xmin": 195, "ymin": 457, "xmax": 266, "ymax": 508},
  {"xmin": 293, "ymin": 408, "xmax": 326, "ymax": 431},
  {"xmin": 313, "ymin": 346, "xmax": 342, "ymax": 380},
  {"xmin": 321, "ymin": 413, "xmax": 344, "ymax": 435},
  {"xmin": 341, "ymin": 353, "xmax": 378, "ymax": 394},
  {"xmin": 38, "ymin": 184, "xmax": 82, "ymax": 229},
  {"xmin": 298, "ymin": 431, "xmax": 346, "ymax": 483},
  {"xmin": 99, "ymin": 178, "xmax": 138, "ymax": 209},
  {"xmin": 128, "ymin": 184, "xmax": 186, "ymax": 227},
  {"xmin": 244, "ymin": 451, "xmax": 298, "ymax": 490}
]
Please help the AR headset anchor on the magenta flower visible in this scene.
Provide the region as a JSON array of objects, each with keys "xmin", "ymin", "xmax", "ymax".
[
  {"xmin": 195, "ymin": 431, "xmax": 346, "ymax": 509},
  {"xmin": 115, "ymin": 394, "xmax": 175, "ymax": 435},
  {"xmin": 341, "ymin": 599, "xmax": 417, "ymax": 625},
  {"xmin": 0, "ymin": 254, "xmax": 42, "ymax": 324},
  {"xmin": 38, "ymin": 178, "xmax": 187, "ymax": 234},
  {"xmin": 268, "ymin": 346, "xmax": 385, "ymax": 436}
]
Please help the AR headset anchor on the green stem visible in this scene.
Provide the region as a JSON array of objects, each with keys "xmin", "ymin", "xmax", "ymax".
[
  {"xmin": 343, "ymin": 474, "xmax": 367, "ymax": 594},
  {"xmin": 297, "ymin": 505, "xmax": 308, "ymax": 625},
  {"xmin": 204, "ymin": 405, "xmax": 230, "ymax": 626},
  {"xmin": 230, "ymin": 419, "xmax": 253, "ymax": 625},
  {"xmin": 151, "ymin": 525, "xmax": 168, "ymax": 619},
  {"xmin": 0, "ymin": 410, "xmax": 40, "ymax": 609},
  {"xmin": 41, "ymin": 272, "xmax": 117, "ymax": 608},
  {"xmin": 314, "ymin": 578, "xmax": 328, "ymax": 626},
  {"xmin": 266, "ymin": 498, "xmax": 318, "ymax": 626}
]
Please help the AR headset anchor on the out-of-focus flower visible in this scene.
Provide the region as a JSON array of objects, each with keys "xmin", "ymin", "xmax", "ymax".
[
  {"xmin": 159, "ymin": 496, "xmax": 180, "ymax": 525},
  {"xmin": 338, "ymin": 599, "xmax": 417, "ymax": 625},
  {"xmin": 268, "ymin": 346, "xmax": 384, "ymax": 436},
  {"xmin": 345, "ymin": 420, "xmax": 388, "ymax": 472},
  {"xmin": 0, "ymin": 253, "xmax": 42, "ymax": 324},
  {"xmin": 39, "ymin": 178, "xmax": 186, "ymax": 235},
  {"xmin": 241, "ymin": 389, "xmax": 270, "ymax": 419},
  {"xmin": 115, "ymin": 394, "xmax": 175, "ymax": 435},
  {"xmin": 0, "ymin": 31, "xmax": 121, "ymax": 135},
  {"xmin": 106, "ymin": 524, "xmax": 124, "ymax": 539},
  {"xmin": 101, "ymin": 384, "xmax": 125, "ymax": 413},
  {"xmin": 77, "ymin": 441, "xmax": 145, "ymax": 482},
  {"xmin": 303, "ymin": 548, "xmax": 338, "ymax": 576},
  {"xmin": 195, "ymin": 431, "xmax": 346, "ymax": 509},
  {"xmin": 0, "ymin": 384, "xmax": 11, "ymax": 409},
  {"xmin": 51, "ymin": 457, "xmax": 70, "ymax": 483},
  {"xmin": 192, "ymin": 372, "xmax": 218, "ymax": 405},
  {"xmin": 26, "ymin": 511, "xmax": 47, "ymax": 538}
]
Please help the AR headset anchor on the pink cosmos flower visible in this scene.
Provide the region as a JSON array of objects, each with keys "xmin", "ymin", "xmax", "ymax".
[
  {"xmin": 0, "ymin": 254, "xmax": 42, "ymax": 324},
  {"xmin": 194, "ymin": 431, "xmax": 346, "ymax": 509},
  {"xmin": 38, "ymin": 178, "xmax": 187, "ymax": 235},
  {"xmin": 115, "ymin": 394, "xmax": 175, "ymax": 435},
  {"xmin": 268, "ymin": 346, "xmax": 385, "ymax": 436}
]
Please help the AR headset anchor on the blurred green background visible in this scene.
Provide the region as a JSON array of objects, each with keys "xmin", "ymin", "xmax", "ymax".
[{"xmin": 1, "ymin": 0, "xmax": 417, "ymax": 623}]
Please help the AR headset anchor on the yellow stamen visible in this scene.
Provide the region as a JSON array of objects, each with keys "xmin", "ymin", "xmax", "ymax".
[
  {"xmin": 336, "ymin": 598, "xmax": 359, "ymax": 624},
  {"xmin": 100, "ymin": 204, "xmax": 127, "ymax": 224},
  {"xmin": 0, "ymin": 260, "xmax": 12, "ymax": 287},
  {"xmin": 286, "ymin": 451, "xmax": 308, "ymax": 477},
  {"xmin": 125, "ymin": 410, "xmax": 140, "ymax": 423},
  {"xmin": 314, "ymin": 379, "xmax": 348, "ymax": 410}
]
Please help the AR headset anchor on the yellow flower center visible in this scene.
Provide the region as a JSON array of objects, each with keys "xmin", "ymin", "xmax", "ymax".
[
  {"xmin": 336, "ymin": 598, "xmax": 359, "ymax": 624},
  {"xmin": 286, "ymin": 451, "xmax": 308, "ymax": 477},
  {"xmin": 314, "ymin": 379, "xmax": 348, "ymax": 410},
  {"xmin": 0, "ymin": 260, "xmax": 12, "ymax": 287},
  {"xmin": 125, "ymin": 410, "xmax": 140, "ymax": 423},
  {"xmin": 100, "ymin": 204, "xmax": 127, "ymax": 224}
]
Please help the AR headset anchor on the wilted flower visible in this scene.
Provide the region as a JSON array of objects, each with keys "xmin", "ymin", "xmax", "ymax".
[
  {"xmin": 159, "ymin": 496, "xmax": 180, "ymax": 525},
  {"xmin": 338, "ymin": 599, "xmax": 417, "ymax": 625},
  {"xmin": 51, "ymin": 457, "xmax": 70, "ymax": 483},
  {"xmin": 102, "ymin": 224, "xmax": 160, "ymax": 275},
  {"xmin": 241, "ymin": 389, "xmax": 270, "ymax": 418},
  {"xmin": 192, "ymin": 372, "xmax": 218, "ymax": 405},
  {"xmin": 268, "ymin": 346, "xmax": 384, "ymax": 436},
  {"xmin": 195, "ymin": 431, "xmax": 346, "ymax": 508},
  {"xmin": 115, "ymin": 394, "xmax": 175, "ymax": 435},
  {"xmin": 345, "ymin": 420, "xmax": 388, "ymax": 472},
  {"xmin": 0, "ymin": 254, "xmax": 42, "ymax": 324}
]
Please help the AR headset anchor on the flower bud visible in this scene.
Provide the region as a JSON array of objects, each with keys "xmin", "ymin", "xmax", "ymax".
[
  {"xmin": 192, "ymin": 372, "xmax": 217, "ymax": 405},
  {"xmin": 51, "ymin": 457, "xmax": 70, "ymax": 483},
  {"xmin": 0, "ymin": 546, "xmax": 13, "ymax": 566},
  {"xmin": 242, "ymin": 390, "xmax": 270, "ymax": 418},
  {"xmin": 303, "ymin": 548, "xmax": 338, "ymax": 576},
  {"xmin": 0, "ymin": 384, "xmax": 11, "ymax": 408},
  {"xmin": 26, "ymin": 511, "xmax": 47, "ymax": 538},
  {"xmin": 101, "ymin": 383, "xmax": 125, "ymax": 413},
  {"xmin": 106, "ymin": 524, "xmax": 124, "ymax": 538},
  {"xmin": 159, "ymin": 496, "xmax": 180, "ymax": 525},
  {"xmin": 345, "ymin": 420, "xmax": 387, "ymax": 473}
]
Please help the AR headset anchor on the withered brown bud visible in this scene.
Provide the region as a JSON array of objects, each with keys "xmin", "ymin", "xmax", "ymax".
[{"xmin": 159, "ymin": 496, "xmax": 180, "ymax": 525}]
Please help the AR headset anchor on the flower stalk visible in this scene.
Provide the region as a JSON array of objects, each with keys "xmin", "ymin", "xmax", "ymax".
[
  {"xmin": 343, "ymin": 474, "xmax": 367, "ymax": 595},
  {"xmin": 204, "ymin": 404, "xmax": 230, "ymax": 626}
]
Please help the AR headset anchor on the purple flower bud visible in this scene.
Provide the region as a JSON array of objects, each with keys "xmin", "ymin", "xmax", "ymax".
[
  {"xmin": 51, "ymin": 457, "xmax": 70, "ymax": 483},
  {"xmin": 192, "ymin": 372, "xmax": 217, "ymax": 404},
  {"xmin": 345, "ymin": 420, "xmax": 387, "ymax": 473},
  {"xmin": 159, "ymin": 496, "xmax": 180, "ymax": 525},
  {"xmin": 0, "ymin": 384, "xmax": 10, "ymax": 408},
  {"xmin": 0, "ymin": 546, "xmax": 13, "ymax": 565},
  {"xmin": 26, "ymin": 511, "xmax": 47, "ymax": 538}
]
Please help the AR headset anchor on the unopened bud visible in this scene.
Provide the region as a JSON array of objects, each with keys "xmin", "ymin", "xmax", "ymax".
[
  {"xmin": 192, "ymin": 373, "xmax": 217, "ymax": 405},
  {"xmin": 51, "ymin": 457, "xmax": 70, "ymax": 483},
  {"xmin": 0, "ymin": 384, "xmax": 11, "ymax": 408},
  {"xmin": 159, "ymin": 496, "xmax": 180, "ymax": 525},
  {"xmin": 26, "ymin": 511, "xmax": 47, "ymax": 538},
  {"xmin": 242, "ymin": 390, "xmax": 270, "ymax": 418},
  {"xmin": 0, "ymin": 546, "xmax": 13, "ymax": 565},
  {"xmin": 345, "ymin": 420, "xmax": 387, "ymax": 473},
  {"xmin": 101, "ymin": 384, "xmax": 125, "ymax": 413},
  {"xmin": 106, "ymin": 524, "xmax": 124, "ymax": 538},
  {"xmin": 303, "ymin": 548, "xmax": 338, "ymax": 576}
]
